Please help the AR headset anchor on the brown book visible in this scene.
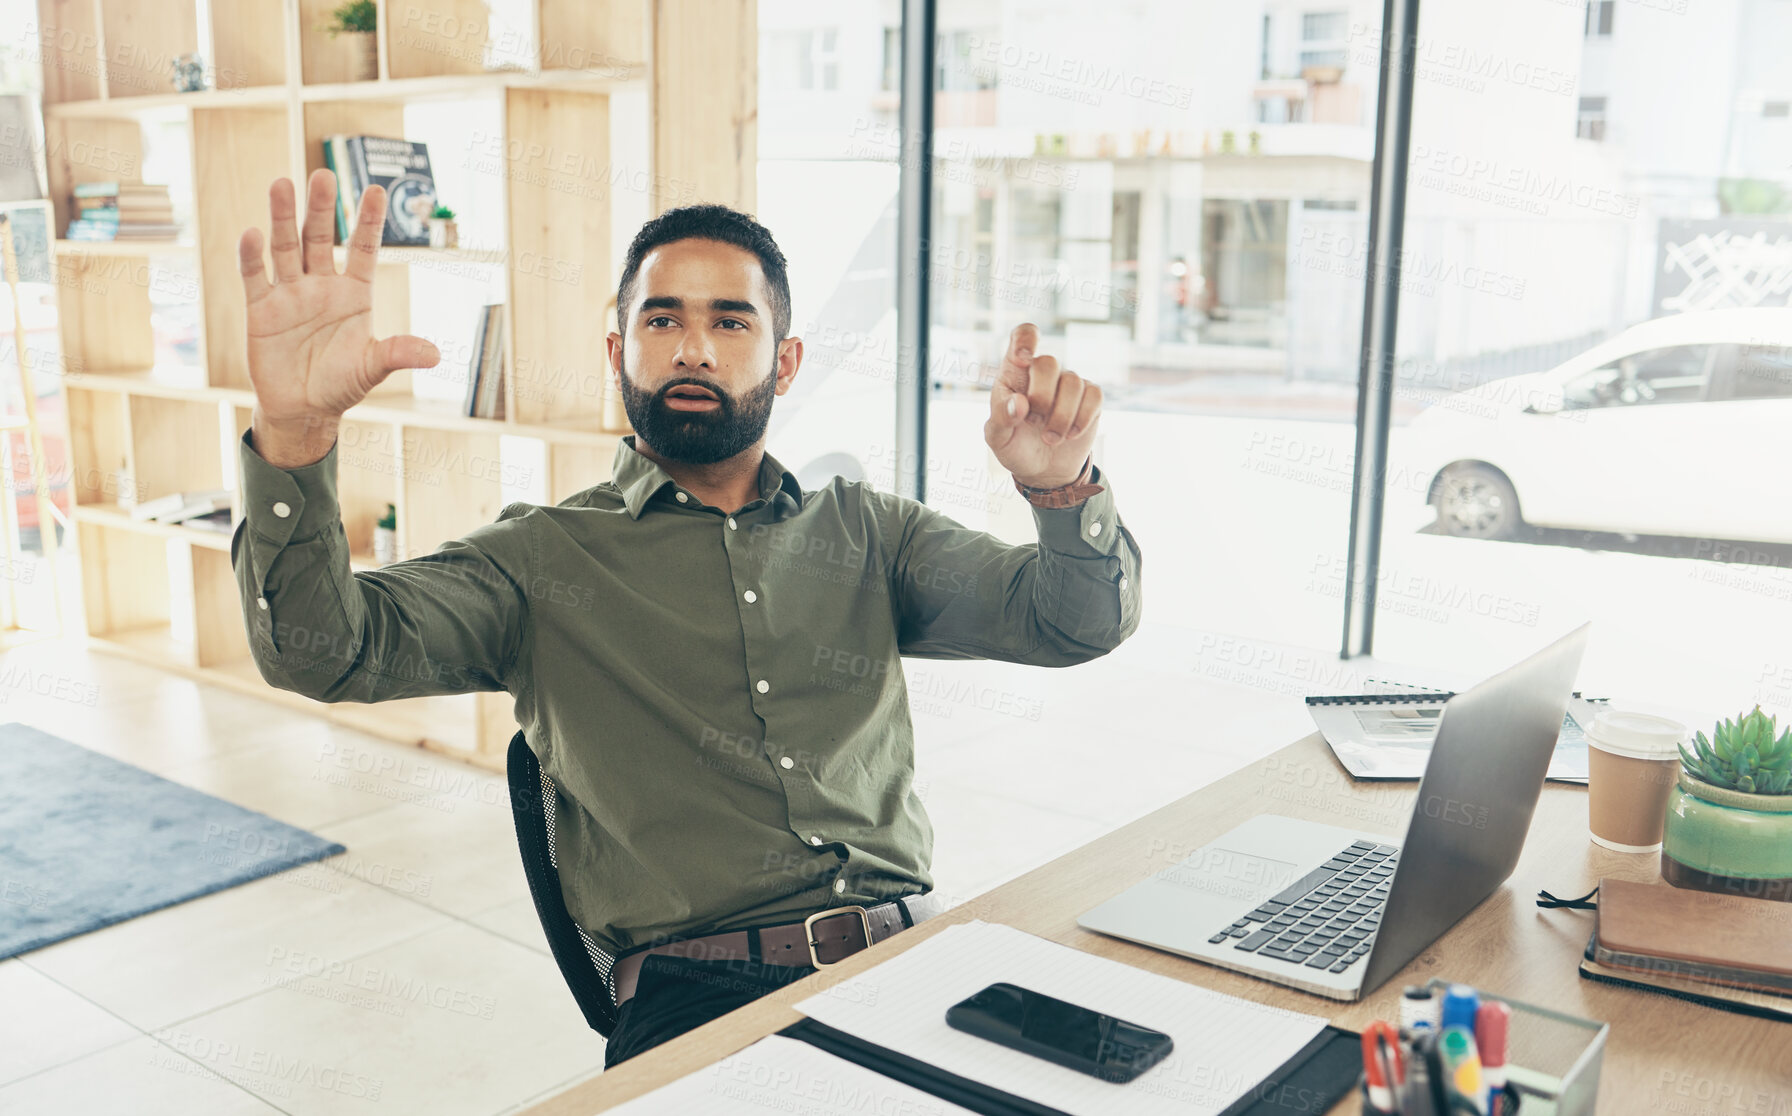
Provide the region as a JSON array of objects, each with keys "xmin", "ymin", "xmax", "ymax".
[{"xmin": 1593, "ymin": 877, "xmax": 1792, "ymax": 995}]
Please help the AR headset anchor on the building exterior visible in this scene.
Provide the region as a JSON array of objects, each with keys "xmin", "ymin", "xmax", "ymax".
[{"xmin": 758, "ymin": 0, "xmax": 1792, "ymax": 409}]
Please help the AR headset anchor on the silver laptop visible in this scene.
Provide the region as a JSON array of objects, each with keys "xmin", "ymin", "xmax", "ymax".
[{"xmin": 1077, "ymin": 624, "xmax": 1589, "ymax": 1001}]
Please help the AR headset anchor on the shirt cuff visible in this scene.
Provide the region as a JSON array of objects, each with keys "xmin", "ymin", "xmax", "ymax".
[
  {"xmin": 1013, "ymin": 455, "xmax": 1099, "ymax": 508},
  {"xmin": 237, "ymin": 426, "xmax": 342, "ymax": 548},
  {"xmin": 1030, "ymin": 464, "xmax": 1122, "ymax": 557}
]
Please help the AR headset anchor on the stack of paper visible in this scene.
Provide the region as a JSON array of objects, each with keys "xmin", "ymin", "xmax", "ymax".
[{"xmin": 793, "ymin": 920, "xmax": 1329, "ymax": 1116}]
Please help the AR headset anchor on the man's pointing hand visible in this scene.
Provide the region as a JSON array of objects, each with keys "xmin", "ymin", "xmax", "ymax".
[{"xmin": 983, "ymin": 322, "xmax": 1101, "ymax": 488}]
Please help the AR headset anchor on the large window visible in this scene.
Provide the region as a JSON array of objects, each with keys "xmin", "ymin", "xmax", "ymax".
[
  {"xmin": 763, "ymin": 0, "xmax": 1788, "ymax": 718},
  {"xmin": 920, "ymin": 0, "xmax": 1379, "ymax": 654},
  {"xmin": 1380, "ymin": 0, "xmax": 1792, "ymax": 714},
  {"xmin": 757, "ymin": 4, "xmax": 902, "ymax": 490}
]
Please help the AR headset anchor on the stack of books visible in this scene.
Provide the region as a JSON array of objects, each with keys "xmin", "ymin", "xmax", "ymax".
[
  {"xmin": 1581, "ymin": 877, "xmax": 1792, "ymax": 1019},
  {"xmin": 129, "ymin": 488, "xmax": 233, "ymax": 530},
  {"xmin": 66, "ymin": 182, "xmax": 180, "ymax": 240},
  {"xmin": 463, "ymin": 304, "xmax": 506, "ymax": 419}
]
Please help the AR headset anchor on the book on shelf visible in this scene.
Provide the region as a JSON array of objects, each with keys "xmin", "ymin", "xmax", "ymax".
[
  {"xmin": 129, "ymin": 488, "xmax": 233, "ymax": 525},
  {"xmin": 322, "ymin": 135, "xmax": 437, "ymax": 247},
  {"xmin": 464, "ymin": 304, "xmax": 506, "ymax": 419},
  {"xmin": 461, "ymin": 304, "xmax": 490, "ymax": 417}
]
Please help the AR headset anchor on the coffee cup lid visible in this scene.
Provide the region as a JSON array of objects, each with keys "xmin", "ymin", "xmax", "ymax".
[{"xmin": 1586, "ymin": 709, "xmax": 1686, "ymax": 760}]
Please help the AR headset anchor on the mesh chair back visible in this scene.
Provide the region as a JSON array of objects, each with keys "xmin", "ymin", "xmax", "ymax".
[{"xmin": 506, "ymin": 731, "xmax": 620, "ymax": 1036}]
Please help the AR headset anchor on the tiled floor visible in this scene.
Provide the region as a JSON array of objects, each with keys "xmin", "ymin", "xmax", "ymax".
[{"xmin": 0, "ymin": 625, "xmax": 1312, "ymax": 1114}]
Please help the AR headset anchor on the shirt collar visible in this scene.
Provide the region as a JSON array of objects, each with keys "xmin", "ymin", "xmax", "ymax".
[{"xmin": 610, "ymin": 435, "xmax": 804, "ymax": 519}]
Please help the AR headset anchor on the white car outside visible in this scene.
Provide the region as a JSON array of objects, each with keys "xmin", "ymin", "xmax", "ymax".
[{"xmin": 1396, "ymin": 307, "xmax": 1792, "ymax": 544}]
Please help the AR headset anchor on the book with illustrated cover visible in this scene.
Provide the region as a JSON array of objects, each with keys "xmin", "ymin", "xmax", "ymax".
[{"xmin": 323, "ymin": 135, "xmax": 437, "ymax": 247}]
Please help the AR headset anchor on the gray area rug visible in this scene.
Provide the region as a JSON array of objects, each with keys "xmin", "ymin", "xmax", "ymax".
[{"xmin": 0, "ymin": 722, "xmax": 346, "ymax": 959}]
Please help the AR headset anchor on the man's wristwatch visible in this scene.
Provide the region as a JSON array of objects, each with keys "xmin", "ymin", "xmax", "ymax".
[{"xmin": 1013, "ymin": 455, "xmax": 1104, "ymax": 508}]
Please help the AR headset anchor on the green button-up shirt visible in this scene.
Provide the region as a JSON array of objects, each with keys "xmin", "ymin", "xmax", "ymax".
[{"xmin": 232, "ymin": 429, "xmax": 1142, "ymax": 953}]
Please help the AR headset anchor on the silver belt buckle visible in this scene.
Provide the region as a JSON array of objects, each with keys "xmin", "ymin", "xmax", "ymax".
[{"xmin": 804, "ymin": 905, "xmax": 872, "ymax": 968}]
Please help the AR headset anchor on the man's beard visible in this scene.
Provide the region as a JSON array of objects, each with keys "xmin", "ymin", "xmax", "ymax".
[{"xmin": 616, "ymin": 354, "xmax": 778, "ymax": 465}]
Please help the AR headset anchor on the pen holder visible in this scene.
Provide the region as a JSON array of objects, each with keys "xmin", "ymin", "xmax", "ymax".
[
  {"xmin": 1379, "ymin": 979, "xmax": 1607, "ymax": 1116},
  {"xmin": 1357, "ymin": 1075, "xmax": 1522, "ymax": 1114}
]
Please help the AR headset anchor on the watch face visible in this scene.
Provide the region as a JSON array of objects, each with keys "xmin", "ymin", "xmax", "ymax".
[{"xmin": 385, "ymin": 174, "xmax": 437, "ymax": 242}]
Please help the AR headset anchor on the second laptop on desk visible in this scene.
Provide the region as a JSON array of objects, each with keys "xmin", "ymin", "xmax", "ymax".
[{"xmin": 1078, "ymin": 624, "xmax": 1590, "ymax": 1002}]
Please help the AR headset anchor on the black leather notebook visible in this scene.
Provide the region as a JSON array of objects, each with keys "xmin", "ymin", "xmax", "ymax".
[{"xmin": 776, "ymin": 1016, "xmax": 1364, "ymax": 1116}]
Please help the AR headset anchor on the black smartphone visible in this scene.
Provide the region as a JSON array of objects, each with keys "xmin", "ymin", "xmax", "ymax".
[{"xmin": 944, "ymin": 982, "xmax": 1174, "ymax": 1083}]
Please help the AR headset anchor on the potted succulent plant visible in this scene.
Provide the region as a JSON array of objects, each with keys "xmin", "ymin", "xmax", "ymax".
[
  {"xmin": 324, "ymin": 0, "xmax": 378, "ymax": 82},
  {"xmin": 427, "ymin": 204, "xmax": 458, "ymax": 249},
  {"xmin": 374, "ymin": 502, "xmax": 397, "ymax": 564},
  {"xmin": 1661, "ymin": 706, "xmax": 1792, "ymax": 903}
]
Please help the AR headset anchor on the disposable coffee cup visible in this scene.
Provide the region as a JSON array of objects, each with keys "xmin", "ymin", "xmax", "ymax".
[{"xmin": 1585, "ymin": 710, "xmax": 1686, "ymax": 853}]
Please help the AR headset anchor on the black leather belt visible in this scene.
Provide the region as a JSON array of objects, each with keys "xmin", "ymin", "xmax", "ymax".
[{"xmin": 610, "ymin": 896, "xmax": 928, "ymax": 1007}]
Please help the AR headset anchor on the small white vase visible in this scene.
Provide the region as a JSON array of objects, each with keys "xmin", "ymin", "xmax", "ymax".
[{"xmin": 346, "ymin": 30, "xmax": 377, "ymax": 82}]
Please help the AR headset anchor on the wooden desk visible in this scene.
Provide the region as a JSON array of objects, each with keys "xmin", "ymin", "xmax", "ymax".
[{"xmin": 523, "ymin": 733, "xmax": 1791, "ymax": 1115}]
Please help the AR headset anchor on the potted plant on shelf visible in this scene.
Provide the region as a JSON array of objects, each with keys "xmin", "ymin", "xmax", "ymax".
[
  {"xmin": 427, "ymin": 205, "xmax": 458, "ymax": 249},
  {"xmin": 324, "ymin": 0, "xmax": 378, "ymax": 82},
  {"xmin": 170, "ymin": 52, "xmax": 207, "ymax": 93},
  {"xmin": 1661, "ymin": 706, "xmax": 1792, "ymax": 903},
  {"xmin": 374, "ymin": 502, "xmax": 397, "ymax": 564}
]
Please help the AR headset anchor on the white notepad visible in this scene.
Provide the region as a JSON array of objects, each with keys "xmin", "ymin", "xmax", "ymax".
[
  {"xmin": 794, "ymin": 920, "xmax": 1330, "ymax": 1116},
  {"xmin": 604, "ymin": 1033, "xmax": 979, "ymax": 1115}
]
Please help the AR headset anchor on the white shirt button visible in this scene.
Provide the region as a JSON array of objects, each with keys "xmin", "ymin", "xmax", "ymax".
[
  {"xmin": 809, "ymin": 835, "xmax": 823, "ymax": 846},
  {"xmin": 780, "ymin": 756, "xmax": 795, "ymax": 769},
  {"xmin": 1088, "ymin": 520, "xmax": 1102, "ymax": 537},
  {"xmin": 727, "ymin": 516, "xmax": 738, "ymax": 530},
  {"xmin": 833, "ymin": 878, "xmax": 847, "ymax": 894},
  {"xmin": 756, "ymin": 679, "xmax": 769, "ymax": 694},
  {"xmin": 743, "ymin": 590, "xmax": 757, "ymax": 603},
  {"xmin": 1120, "ymin": 576, "xmax": 1130, "ymax": 591},
  {"xmin": 256, "ymin": 596, "xmax": 269, "ymax": 611},
  {"xmin": 271, "ymin": 501, "xmax": 291, "ymax": 518},
  {"xmin": 675, "ymin": 491, "xmax": 689, "ymax": 503}
]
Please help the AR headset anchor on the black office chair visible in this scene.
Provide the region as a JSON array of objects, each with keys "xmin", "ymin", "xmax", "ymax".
[{"xmin": 506, "ymin": 730, "xmax": 620, "ymax": 1036}]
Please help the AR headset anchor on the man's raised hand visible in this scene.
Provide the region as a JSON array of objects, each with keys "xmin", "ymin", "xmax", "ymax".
[
  {"xmin": 983, "ymin": 322, "xmax": 1101, "ymax": 489},
  {"xmin": 238, "ymin": 169, "xmax": 440, "ymax": 445}
]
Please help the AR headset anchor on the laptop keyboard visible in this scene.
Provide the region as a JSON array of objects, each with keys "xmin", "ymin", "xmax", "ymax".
[{"xmin": 1206, "ymin": 839, "xmax": 1400, "ymax": 975}]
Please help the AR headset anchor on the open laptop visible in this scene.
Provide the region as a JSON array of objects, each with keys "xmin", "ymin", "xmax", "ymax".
[{"xmin": 1077, "ymin": 624, "xmax": 1590, "ymax": 1001}]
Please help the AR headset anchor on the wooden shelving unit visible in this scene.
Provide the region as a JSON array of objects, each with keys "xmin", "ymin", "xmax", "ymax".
[{"xmin": 35, "ymin": 0, "xmax": 756, "ymax": 769}]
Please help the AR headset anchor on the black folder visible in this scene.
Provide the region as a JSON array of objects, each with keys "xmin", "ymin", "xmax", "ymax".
[{"xmin": 777, "ymin": 1016, "xmax": 1363, "ymax": 1116}]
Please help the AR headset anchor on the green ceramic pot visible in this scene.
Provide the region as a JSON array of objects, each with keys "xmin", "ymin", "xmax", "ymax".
[{"xmin": 1660, "ymin": 769, "xmax": 1792, "ymax": 903}]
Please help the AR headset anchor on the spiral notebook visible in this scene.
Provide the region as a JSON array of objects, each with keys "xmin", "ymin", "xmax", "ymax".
[{"xmin": 1306, "ymin": 688, "xmax": 1605, "ymax": 782}]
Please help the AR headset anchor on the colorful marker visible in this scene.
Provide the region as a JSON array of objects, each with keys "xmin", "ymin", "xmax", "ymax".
[
  {"xmin": 1440, "ymin": 983, "xmax": 1481, "ymax": 1032},
  {"xmin": 1439, "ymin": 1026, "xmax": 1488, "ymax": 1115},
  {"xmin": 1477, "ymin": 1001, "xmax": 1511, "ymax": 1114}
]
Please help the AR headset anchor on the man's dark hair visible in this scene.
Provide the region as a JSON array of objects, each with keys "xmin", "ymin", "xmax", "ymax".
[{"xmin": 615, "ymin": 203, "xmax": 792, "ymax": 342}]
